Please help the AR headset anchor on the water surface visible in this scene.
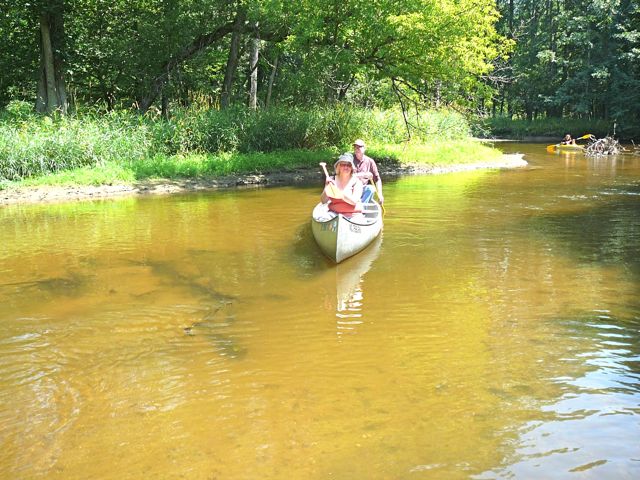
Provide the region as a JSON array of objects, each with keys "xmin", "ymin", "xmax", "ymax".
[{"xmin": 1, "ymin": 144, "xmax": 639, "ymax": 479}]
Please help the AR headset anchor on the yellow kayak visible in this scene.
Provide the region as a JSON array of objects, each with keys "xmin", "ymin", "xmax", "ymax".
[
  {"xmin": 549, "ymin": 144, "xmax": 585, "ymax": 152},
  {"xmin": 546, "ymin": 134, "xmax": 592, "ymax": 153}
]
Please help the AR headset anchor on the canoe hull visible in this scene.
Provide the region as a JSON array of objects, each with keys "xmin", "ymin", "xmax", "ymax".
[{"xmin": 311, "ymin": 202, "xmax": 383, "ymax": 263}]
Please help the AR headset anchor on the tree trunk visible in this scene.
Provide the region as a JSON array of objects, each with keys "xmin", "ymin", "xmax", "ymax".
[
  {"xmin": 36, "ymin": 75, "xmax": 47, "ymax": 113},
  {"xmin": 265, "ymin": 54, "xmax": 279, "ymax": 108},
  {"xmin": 36, "ymin": 7, "xmax": 67, "ymax": 114},
  {"xmin": 248, "ymin": 25, "xmax": 260, "ymax": 110},
  {"xmin": 508, "ymin": 0, "xmax": 514, "ymax": 37},
  {"xmin": 221, "ymin": 11, "xmax": 246, "ymax": 110}
]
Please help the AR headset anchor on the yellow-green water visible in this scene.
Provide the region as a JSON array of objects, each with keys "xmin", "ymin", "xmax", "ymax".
[{"xmin": 1, "ymin": 145, "xmax": 639, "ymax": 479}]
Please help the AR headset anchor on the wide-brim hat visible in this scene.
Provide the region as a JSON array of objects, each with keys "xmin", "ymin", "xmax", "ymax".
[{"xmin": 334, "ymin": 152, "xmax": 355, "ymax": 171}]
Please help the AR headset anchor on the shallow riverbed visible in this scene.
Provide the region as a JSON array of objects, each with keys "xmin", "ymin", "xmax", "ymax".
[{"xmin": 1, "ymin": 144, "xmax": 638, "ymax": 479}]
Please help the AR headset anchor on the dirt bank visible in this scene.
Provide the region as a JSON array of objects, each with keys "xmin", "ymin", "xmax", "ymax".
[{"xmin": 0, "ymin": 154, "xmax": 527, "ymax": 206}]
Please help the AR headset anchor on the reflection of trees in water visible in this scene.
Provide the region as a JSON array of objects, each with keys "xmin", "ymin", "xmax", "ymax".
[{"xmin": 334, "ymin": 235, "xmax": 382, "ymax": 336}]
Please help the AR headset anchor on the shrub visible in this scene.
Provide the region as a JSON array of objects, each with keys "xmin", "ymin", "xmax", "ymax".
[{"xmin": 0, "ymin": 105, "xmax": 478, "ymax": 181}]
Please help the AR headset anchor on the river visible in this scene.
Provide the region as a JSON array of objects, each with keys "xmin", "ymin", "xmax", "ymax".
[{"xmin": 1, "ymin": 143, "xmax": 638, "ymax": 479}]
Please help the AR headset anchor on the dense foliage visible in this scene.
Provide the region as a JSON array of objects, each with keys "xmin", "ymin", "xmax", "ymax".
[
  {"xmin": 0, "ymin": 103, "xmax": 474, "ymax": 182},
  {"xmin": 2, "ymin": 1, "xmax": 638, "ymax": 142},
  {"xmin": 0, "ymin": 0, "xmax": 505, "ymax": 113},
  {"xmin": 492, "ymin": 0, "xmax": 640, "ymax": 137}
]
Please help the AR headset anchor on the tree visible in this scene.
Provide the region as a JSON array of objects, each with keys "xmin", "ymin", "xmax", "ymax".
[
  {"xmin": 36, "ymin": 0, "xmax": 68, "ymax": 113},
  {"xmin": 0, "ymin": 0, "xmax": 510, "ymax": 117},
  {"xmin": 493, "ymin": 0, "xmax": 640, "ymax": 131},
  {"xmin": 271, "ymin": 0, "xmax": 507, "ymax": 110}
]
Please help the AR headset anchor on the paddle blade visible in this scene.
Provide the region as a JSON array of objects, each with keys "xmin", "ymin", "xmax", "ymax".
[{"xmin": 324, "ymin": 182, "xmax": 342, "ymax": 200}]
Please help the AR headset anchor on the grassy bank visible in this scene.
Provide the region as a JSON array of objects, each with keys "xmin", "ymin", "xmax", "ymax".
[
  {"xmin": 0, "ymin": 103, "xmax": 502, "ymax": 190},
  {"xmin": 474, "ymin": 116, "xmax": 637, "ymax": 141}
]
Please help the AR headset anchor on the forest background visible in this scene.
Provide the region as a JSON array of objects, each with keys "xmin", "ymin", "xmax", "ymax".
[{"xmin": 1, "ymin": 0, "xmax": 639, "ymax": 185}]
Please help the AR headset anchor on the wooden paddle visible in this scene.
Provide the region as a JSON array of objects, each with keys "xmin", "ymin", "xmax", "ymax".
[
  {"xmin": 320, "ymin": 162, "xmax": 342, "ymax": 199},
  {"xmin": 371, "ymin": 180, "xmax": 386, "ymax": 215}
]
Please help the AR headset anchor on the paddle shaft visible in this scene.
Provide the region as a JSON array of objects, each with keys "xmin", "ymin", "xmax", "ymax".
[
  {"xmin": 370, "ymin": 179, "xmax": 386, "ymax": 215},
  {"xmin": 319, "ymin": 162, "xmax": 342, "ymax": 199}
]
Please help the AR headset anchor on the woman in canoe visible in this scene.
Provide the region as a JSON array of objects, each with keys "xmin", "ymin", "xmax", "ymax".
[
  {"xmin": 561, "ymin": 134, "xmax": 576, "ymax": 145},
  {"xmin": 321, "ymin": 153, "xmax": 364, "ymax": 215}
]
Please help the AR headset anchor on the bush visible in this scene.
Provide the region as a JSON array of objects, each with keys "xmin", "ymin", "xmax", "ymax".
[
  {"xmin": 2, "ymin": 100, "xmax": 35, "ymax": 121},
  {"xmin": 473, "ymin": 116, "xmax": 622, "ymax": 140},
  {"xmin": 0, "ymin": 105, "xmax": 477, "ymax": 181},
  {"xmin": 0, "ymin": 114, "xmax": 150, "ymax": 180}
]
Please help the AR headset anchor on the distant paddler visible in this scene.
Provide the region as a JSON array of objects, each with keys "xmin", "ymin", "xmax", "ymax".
[{"xmin": 546, "ymin": 133, "xmax": 593, "ymax": 153}]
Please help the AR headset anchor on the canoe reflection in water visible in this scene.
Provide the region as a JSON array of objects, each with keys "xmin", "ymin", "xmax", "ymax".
[{"xmin": 334, "ymin": 235, "xmax": 382, "ymax": 335}]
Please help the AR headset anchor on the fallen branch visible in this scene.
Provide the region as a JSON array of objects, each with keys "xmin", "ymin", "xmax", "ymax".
[{"xmin": 585, "ymin": 135, "xmax": 624, "ymax": 156}]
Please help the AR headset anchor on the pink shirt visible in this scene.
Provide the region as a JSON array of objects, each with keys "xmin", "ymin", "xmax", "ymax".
[{"xmin": 354, "ymin": 154, "xmax": 381, "ymax": 184}]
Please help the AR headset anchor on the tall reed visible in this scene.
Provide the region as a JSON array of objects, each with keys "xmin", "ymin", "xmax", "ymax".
[{"xmin": 0, "ymin": 101, "xmax": 475, "ymax": 182}]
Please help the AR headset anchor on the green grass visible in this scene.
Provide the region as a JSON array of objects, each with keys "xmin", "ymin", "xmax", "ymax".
[
  {"xmin": 15, "ymin": 162, "xmax": 136, "ymax": 187},
  {"xmin": 474, "ymin": 116, "xmax": 624, "ymax": 140},
  {"xmin": 0, "ymin": 103, "xmax": 505, "ymax": 190},
  {"xmin": 128, "ymin": 149, "xmax": 337, "ymax": 180},
  {"xmin": 0, "ymin": 140, "xmax": 502, "ymax": 191},
  {"xmin": 373, "ymin": 140, "xmax": 503, "ymax": 166}
]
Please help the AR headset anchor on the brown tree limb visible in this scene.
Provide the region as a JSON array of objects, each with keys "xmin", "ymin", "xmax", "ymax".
[{"xmin": 139, "ymin": 21, "xmax": 237, "ymax": 113}]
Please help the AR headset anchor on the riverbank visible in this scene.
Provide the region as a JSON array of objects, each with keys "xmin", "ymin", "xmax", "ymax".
[{"xmin": 0, "ymin": 153, "xmax": 526, "ymax": 206}]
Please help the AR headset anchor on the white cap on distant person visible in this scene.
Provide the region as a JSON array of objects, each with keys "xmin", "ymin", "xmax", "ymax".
[{"xmin": 353, "ymin": 139, "xmax": 365, "ymax": 147}]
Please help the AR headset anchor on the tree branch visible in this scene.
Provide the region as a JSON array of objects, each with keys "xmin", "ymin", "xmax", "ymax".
[{"xmin": 139, "ymin": 21, "xmax": 236, "ymax": 113}]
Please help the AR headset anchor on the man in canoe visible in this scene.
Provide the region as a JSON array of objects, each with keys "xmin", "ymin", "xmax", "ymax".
[
  {"xmin": 321, "ymin": 153, "xmax": 364, "ymax": 215},
  {"xmin": 352, "ymin": 139, "xmax": 384, "ymax": 205},
  {"xmin": 561, "ymin": 134, "xmax": 576, "ymax": 145}
]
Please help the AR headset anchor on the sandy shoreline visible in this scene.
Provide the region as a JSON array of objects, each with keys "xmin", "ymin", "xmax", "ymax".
[{"xmin": 0, "ymin": 154, "xmax": 527, "ymax": 206}]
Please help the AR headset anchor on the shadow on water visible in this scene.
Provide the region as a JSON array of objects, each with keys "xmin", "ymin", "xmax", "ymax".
[
  {"xmin": 183, "ymin": 304, "xmax": 246, "ymax": 359},
  {"xmin": 289, "ymin": 221, "xmax": 334, "ymax": 275},
  {"xmin": 0, "ymin": 271, "xmax": 91, "ymax": 297},
  {"xmin": 128, "ymin": 258, "xmax": 237, "ymax": 303},
  {"xmin": 528, "ymin": 195, "xmax": 640, "ymax": 279},
  {"xmin": 127, "ymin": 256, "xmax": 245, "ymax": 359}
]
